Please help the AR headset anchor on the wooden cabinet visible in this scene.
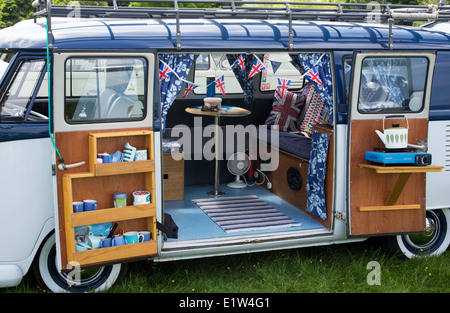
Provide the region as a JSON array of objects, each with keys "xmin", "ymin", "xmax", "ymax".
[
  {"xmin": 60, "ymin": 130, "xmax": 157, "ymax": 268},
  {"xmin": 163, "ymin": 152, "xmax": 184, "ymax": 201}
]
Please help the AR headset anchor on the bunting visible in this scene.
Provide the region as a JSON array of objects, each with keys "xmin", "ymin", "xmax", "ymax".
[
  {"xmin": 159, "ymin": 62, "xmax": 174, "ymax": 81},
  {"xmin": 304, "ymin": 67, "xmax": 324, "ymax": 87},
  {"xmin": 234, "ymin": 54, "xmax": 246, "ymax": 73},
  {"xmin": 248, "ymin": 57, "xmax": 266, "ymax": 79},
  {"xmin": 276, "ymin": 78, "xmax": 291, "ymax": 98},
  {"xmin": 182, "ymin": 82, "xmax": 198, "ymax": 98},
  {"xmin": 215, "ymin": 75, "xmax": 226, "ymax": 96},
  {"xmin": 158, "ymin": 53, "xmax": 326, "ymax": 100}
]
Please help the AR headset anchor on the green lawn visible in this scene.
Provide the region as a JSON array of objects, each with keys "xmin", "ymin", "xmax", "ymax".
[
  {"xmin": 110, "ymin": 240, "xmax": 448, "ymax": 293},
  {"xmin": 4, "ymin": 239, "xmax": 449, "ymax": 294}
]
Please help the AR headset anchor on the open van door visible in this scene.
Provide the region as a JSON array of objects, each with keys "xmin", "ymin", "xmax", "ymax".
[
  {"xmin": 347, "ymin": 51, "xmax": 441, "ymax": 237},
  {"xmin": 52, "ymin": 53, "xmax": 158, "ymax": 270}
]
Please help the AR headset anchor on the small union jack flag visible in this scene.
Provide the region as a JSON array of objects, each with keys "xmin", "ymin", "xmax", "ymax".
[
  {"xmin": 247, "ymin": 57, "xmax": 266, "ymax": 79},
  {"xmin": 234, "ymin": 54, "xmax": 246, "ymax": 73},
  {"xmin": 276, "ymin": 78, "xmax": 291, "ymax": 99},
  {"xmin": 215, "ymin": 75, "xmax": 226, "ymax": 96},
  {"xmin": 182, "ymin": 82, "xmax": 198, "ymax": 98},
  {"xmin": 304, "ymin": 67, "xmax": 324, "ymax": 87},
  {"xmin": 159, "ymin": 62, "xmax": 174, "ymax": 81}
]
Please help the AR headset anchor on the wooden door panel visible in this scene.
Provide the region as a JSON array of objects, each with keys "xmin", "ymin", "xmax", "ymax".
[{"xmin": 349, "ymin": 118, "xmax": 427, "ymax": 236}]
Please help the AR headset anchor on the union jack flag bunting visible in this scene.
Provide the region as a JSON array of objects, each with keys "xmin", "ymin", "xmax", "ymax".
[
  {"xmin": 182, "ymin": 82, "xmax": 198, "ymax": 98},
  {"xmin": 159, "ymin": 62, "xmax": 174, "ymax": 81},
  {"xmin": 215, "ymin": 75, "xmax": 226, "ymax": 96},
  {"xmin": 304, "ymin": 67, "xmax": 324, "ymax": 87},
  {"xmin": 247, "ymin": 57, "xmax": 266, "ymax": 79},
  {"xmin": 276, "ymin": 78, "xmax": 291, "ymax": 99},
  {"xmin": 233, "ymin": 54, "xmax": 246, "ymax": 73}
]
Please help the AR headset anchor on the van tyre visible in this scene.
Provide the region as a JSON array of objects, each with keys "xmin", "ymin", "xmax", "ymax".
[
  {"xmin": 381, "ymin": 209, "xmax": 450, "ymax": 259},
  {"xmin": 32, "ymin": 233, "xmax": 128, "ymax": 293}
]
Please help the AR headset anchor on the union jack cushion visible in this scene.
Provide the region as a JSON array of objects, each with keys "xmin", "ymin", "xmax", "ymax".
[{"xmin": 264, "ymin": 88, "xmax": 305, "ymax": 132}]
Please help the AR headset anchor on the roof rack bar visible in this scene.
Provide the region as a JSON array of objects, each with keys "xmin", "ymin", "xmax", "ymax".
[{"xmin": 32, "ymin": 0, "xmax": 450, "ymax": 50}]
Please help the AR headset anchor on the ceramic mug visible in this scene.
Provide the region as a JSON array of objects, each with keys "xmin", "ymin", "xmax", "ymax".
[
  {"xmin": 139, "ymin": 231, "xmax": 151, "ymax": 242},
  {"xmin": 75, "ymin": 242, "xmax": 91, "ymax": 252},
  {"xmin": 124, "ymin": 231, "xmax": 144, "ymax": 244},
  {"xmin": 134, "ymin": 149, "xmax": 148, "ymax": 161},
  {"xmin": 101, "ymin": 237, "xmax": 112, "ymax": 248},
  {"xmin": 83, "ymin": 200, "xmax": 97, "ymax": 211},
  {"xmin": 87, "ymin": 235, "xmax": 102, "ymax": 249},
  {"xmin": 73, "ymin": 201, "xmax": 84, "ymax": 213},
  {"xmin": 112, "ymin": 235, "xmax": 125, "ymax": 246}
]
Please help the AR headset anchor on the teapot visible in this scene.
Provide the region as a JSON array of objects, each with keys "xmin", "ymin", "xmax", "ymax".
[{"xmin": 375, "ymin": 115, "xmax": 408, "ymax": 149}]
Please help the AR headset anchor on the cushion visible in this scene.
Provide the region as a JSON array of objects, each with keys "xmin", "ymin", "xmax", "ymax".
[
  {"xmin": 257, "ymin": 127, "xmax": 312, "ymax": 160},
  {"xmin": 264, "ymin": 88, "xmax": 305, "ymax": 132},
  {"xmin": 297, "ymin": 83, "xmax": 325, "ymax": 137}
]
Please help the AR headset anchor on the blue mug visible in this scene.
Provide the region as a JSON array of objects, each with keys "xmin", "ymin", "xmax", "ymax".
[
  {"xmin": 112, "ymin": 236, "xmax": 125, "ymax": 246},
  {"xmin": 101, "ymin": 237, "xmax": 112, "ymax": 248},
  {"xmin": 124, "ymin": 231, "xmax": 144, "ymax": 244},
  {"xmin": 83, "ymin": 200, "xmax": 97, "ymax": 211},
  {"xmin": 139, "ymin": 231, "xmax": 151, "ymax": 242},
  {"xmin": 73, "ymin": 201, "xmax": 84, "ymax": 213}
]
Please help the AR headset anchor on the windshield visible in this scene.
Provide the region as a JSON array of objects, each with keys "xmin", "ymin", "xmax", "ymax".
[{"xmin": 0, "ymin": 52, "xmax": 14, "ymax": 82}]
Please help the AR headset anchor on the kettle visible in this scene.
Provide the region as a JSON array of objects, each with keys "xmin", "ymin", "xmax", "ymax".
[{"xmin": 375, "ymin": 115, "xmax": 408, "ymax": 149}]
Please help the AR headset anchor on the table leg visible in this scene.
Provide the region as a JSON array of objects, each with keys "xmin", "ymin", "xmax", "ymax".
[{"xmin": 208, "ymin": 115, "xmax": 225, "ymax": 196}]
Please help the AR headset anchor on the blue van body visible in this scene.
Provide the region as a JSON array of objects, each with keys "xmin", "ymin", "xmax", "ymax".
[{"xmin": 1, "ymin": 18, "xmax": 450, "ymax": 128}]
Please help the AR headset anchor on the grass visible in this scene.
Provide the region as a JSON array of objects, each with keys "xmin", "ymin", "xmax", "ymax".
[
  {"xmin": 3, "ymin": 239, "xmax": 449, "ymax": 294},
  {"xmin": 112, "ymin": 239, "xmax": 449, "ymax": 293}
]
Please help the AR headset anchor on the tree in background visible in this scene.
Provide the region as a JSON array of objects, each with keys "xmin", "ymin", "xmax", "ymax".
[
  {"xmin": 0, "ymin": 0, "xmax": 443, "ymax": 29},
  {"xmin": 0, "ymin": 0, "xmax": 34, "ymax": 28}
]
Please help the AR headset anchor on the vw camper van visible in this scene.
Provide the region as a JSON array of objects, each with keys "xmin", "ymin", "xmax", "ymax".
[{"xmin": 0, "ymin": 0, "xmax": 449, "ymax": 292}]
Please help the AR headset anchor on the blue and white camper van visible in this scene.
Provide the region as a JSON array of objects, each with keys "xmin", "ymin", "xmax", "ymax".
[{"xmin": 0, "ymin": 0, "xmax": 449, "ymax": 292}]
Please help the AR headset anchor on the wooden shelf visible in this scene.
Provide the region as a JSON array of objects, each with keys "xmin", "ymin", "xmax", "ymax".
[
  {"xmin": 61, "ymin": 129, "xmax": 157, "ymax": 268},
  {"xmin": 359, "ymin": 163, "xmax": 443, "ymax": 208},
  {"xmin": 71, "ymin": 203, "xmax": 156, "ymax": 227},
  {"xmin": 359, "ymin": 204, "xmax": 421, "ymax": 212},
  {"xmin": 359, "ymin": 164, "xmax": 443, "ymax": 174},
  {"xmin": 94, "ymin": 160, "xmax": 155, "ymax": 176},
  {"xmin": 72, "ymin": 240, "xmax": 157, "ymax": 267}
]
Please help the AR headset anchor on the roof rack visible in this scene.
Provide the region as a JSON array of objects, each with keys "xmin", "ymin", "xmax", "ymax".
[{"xmin": 32, "ymin": 0, "xmax": 450, "ymax": 50}]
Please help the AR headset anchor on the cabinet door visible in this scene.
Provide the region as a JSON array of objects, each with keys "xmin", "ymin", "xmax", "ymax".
[
  {"xmin": 347, "ymin": 52, "xmax": 437, "ymax": 237},
  {"xmin": 52, "ymin": 53, "xmax": 158, "ymax": 270}
]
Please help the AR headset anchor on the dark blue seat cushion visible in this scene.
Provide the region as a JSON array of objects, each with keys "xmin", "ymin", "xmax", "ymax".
[{"xmin": 258, "ymin": 128, "xmax": 312, "ymax": 160}]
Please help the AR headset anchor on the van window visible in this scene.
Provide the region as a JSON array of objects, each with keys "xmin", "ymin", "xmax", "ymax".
[
  {"xmin": 193, "ymin": 53, "xmax": 243, "ymax": 94},
  {"xmin": 65, "ymin": 57, "xmax": 147, "ymax": 123},
  {"xmin": 0, "ymin": 59, "xmax": 47, "ymax": 121},
  {"xmin": 358, "ymin": 56, "xmax": 428, "ymax": 113},
  {"xmin": 260, "ymin": 53, "xmax": 303, "ymax": 92}
]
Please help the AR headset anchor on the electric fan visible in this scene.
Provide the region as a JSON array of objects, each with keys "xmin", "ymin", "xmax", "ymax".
[{"xmin": 227, "ymin": 152, "xmax": 251, "ymax": 188}]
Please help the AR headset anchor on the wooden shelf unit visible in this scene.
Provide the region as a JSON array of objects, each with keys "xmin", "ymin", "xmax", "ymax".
[
  {"xmin": 61, "ymin": 130, "xmax": 157, "ymax": 268},
  {"xmin": 358, "ymin": 164, "xmax": 443, "ymax": 211}
]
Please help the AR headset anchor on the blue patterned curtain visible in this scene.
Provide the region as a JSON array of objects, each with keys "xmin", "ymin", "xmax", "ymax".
[
  {"xmin": 295, "ymin": 53, "xmax": 333, "ymax": 221},
  {"xmin": 159, "ymin": 53, "xmax": 195, "ymax": 132},
  {"xmin": 226, "ymin": 54, "xmax": 256, "ymax": 104}
]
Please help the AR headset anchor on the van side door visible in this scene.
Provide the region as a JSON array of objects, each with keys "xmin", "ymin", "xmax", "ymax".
[
  {"xmin": 347, "ymin": 52, "xmax": 438, "ymax": 237},
  {"xmin": 52, "ymin": 52, "xmax": 159, "ymax": 270}
]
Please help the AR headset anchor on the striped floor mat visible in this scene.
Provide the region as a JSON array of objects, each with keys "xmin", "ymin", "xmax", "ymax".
[{"xmin": 192, "ymin": 195, "xmax": 301, "ymax": 233}]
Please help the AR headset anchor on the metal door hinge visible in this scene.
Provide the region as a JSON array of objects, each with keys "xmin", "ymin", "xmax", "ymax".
[
  {"xmin": 52, "ymin": 164, "xmax": 56, "ymax": 176},
  {"xmin": 335, "ymin": 212, "xmax": 346, "ymax": 220}
]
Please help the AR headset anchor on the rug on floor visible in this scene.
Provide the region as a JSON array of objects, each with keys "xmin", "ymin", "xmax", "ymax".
[{"xmin": 192, "ymin": 195, "xmax": 301, "ymax": 233}]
